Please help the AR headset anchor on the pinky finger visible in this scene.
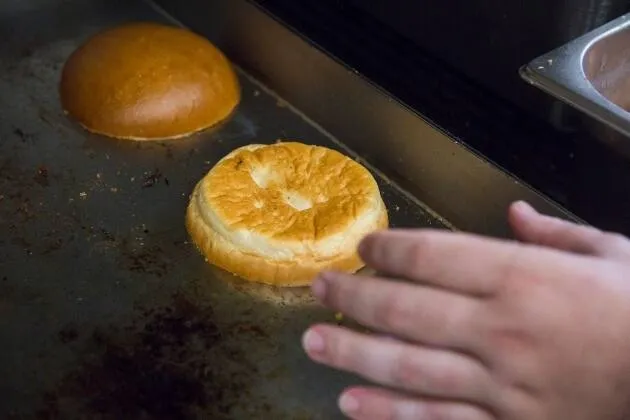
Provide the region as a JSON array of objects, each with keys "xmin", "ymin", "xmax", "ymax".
[{"xmin": 338, "ymin": 386, "xmax": 493, "ymax": 420}]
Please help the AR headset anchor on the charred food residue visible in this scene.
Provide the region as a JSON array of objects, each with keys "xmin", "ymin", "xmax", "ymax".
[{"xmin": 38, "ymin": 295, "xmax": 265, "ymax": 420}]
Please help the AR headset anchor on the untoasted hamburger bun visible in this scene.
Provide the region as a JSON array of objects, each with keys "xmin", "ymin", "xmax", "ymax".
[
  {"xmin": 186, "ymin": 142, "xmax": 389, "ymax": 287},
  {"xmin": 60, "ymin": 22, "xmax": 240, "ymax": 140}
]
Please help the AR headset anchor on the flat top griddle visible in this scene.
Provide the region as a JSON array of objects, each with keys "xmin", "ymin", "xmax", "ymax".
[{"xmin": 0, "ymin": 0, "xmax": 448, "ymax": 418}]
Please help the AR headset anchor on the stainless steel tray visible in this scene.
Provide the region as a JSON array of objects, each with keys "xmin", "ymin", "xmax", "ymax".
[
  {"xmin": 0, "ymin": 0, "xmax": 577, "ymax": 418},
  {"xmin": 521, "ymin": 12, "xmax": 630, "ymax": 144}
]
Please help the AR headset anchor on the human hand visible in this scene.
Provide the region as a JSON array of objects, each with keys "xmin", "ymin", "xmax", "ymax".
[{"xmin": 302, "ymin": 201, "xmax": 630, "ymax": 419}]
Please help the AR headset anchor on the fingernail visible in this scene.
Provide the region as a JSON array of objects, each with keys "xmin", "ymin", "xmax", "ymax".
[
  {"xmin": 339, "ymin": 393, "xmax": 359, "ymax": 414},
  {"xmin": 311, "ymin": 273, "xmax": 329, "ymax": 300},
  {"xmin": 514, "ymin": 200, "xmax": 536, "ymax": 215},
  {"xmin": 302, "ymin": 329, "xmax": 326, "ymax": 354}
]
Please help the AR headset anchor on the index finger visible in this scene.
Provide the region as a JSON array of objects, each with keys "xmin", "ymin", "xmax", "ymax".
[{"xmin": 358, "ymin": 229, "xmax": 593, "ymax": 296}]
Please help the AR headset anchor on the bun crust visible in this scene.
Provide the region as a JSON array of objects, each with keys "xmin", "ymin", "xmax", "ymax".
[
  {"xmin": 60, "ymin": 22, "xmax": 240, "ymax": 140},
  {"xmin": 186, "ymin": 142, "xmax": 389, "ymax": 287}
]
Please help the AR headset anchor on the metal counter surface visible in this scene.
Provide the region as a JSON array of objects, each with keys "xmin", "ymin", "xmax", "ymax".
[{"xmin": 0, "ymin": 0, "xmax": 447, "ymax": 418}]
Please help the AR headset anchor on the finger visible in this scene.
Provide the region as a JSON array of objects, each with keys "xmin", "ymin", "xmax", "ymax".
[
  {"xmin": 357, "ymin": 228, "xmax": 595, "ymax": 296},
  {"xmin": 302, "ymin": 324, "xmax": 493, "ymax": 403},
  {"xmin": 509, "ymin": 200, "xmax": 630, "ymax": 260},
  {"xmin": 312, "ymin": 272, "xmax": 479, "ymax": 350},
  {"xmin": 337, "ymin": 386, "xmax": 493, "ymax": 420}
]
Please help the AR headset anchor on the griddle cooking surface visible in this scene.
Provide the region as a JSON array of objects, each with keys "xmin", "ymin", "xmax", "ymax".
[{"xmin": 0, "ymin": 0, "xmax": 446, "ymax": 418}]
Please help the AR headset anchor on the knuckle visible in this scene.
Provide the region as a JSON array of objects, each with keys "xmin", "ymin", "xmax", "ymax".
[
  {"xmin": 442, "ymin": 302, "xmax": 474, "ymax": 339},
  {"xmin": 325, "ymin": 331, "xmax": 354, "ymax": 369},
  {"xmin": 380, "ymin": 294, "xmax": 412, "ymax": 331},
  {"xmin": 323, "ymin": 277, "xmax": 343, "ymax": 308},
  {"xmin": 496, "ymin": 248, "xmax": 524, "ymax": 292},
  {"xmin": 427, "ymin": 365, "xmax": 466, "ymax": 396},
  {"xmin": 390, "ymin": 349, "xmax": 422, "ymax": 388},
  {"xmin": 391, "ymin": 350, "xmax": 463, "ymax": 396},
  {"xmin": 364, "ymin": 232, "xmax": 401, "ymax": 266},
  {"xmin": 405, "ymin": 238, "xmax": 430, "ymax": 271},
  {"xmin": 390, "ymin": 235, "xmax": 439, "ymax": 282},
  {"xmin": 428, "ymin": 371, "xmax": 462, "ymax": 397},
  {"xmin": 327, "ymin": 275, "xmax": 355, "ymax": 310},
  {"xmin": 489, "ymin": 328, "xmax": 532, "ymax": 360},
  {"xmin": 327, "ymin": 346, "xmax": 346, "ymax": 369}
]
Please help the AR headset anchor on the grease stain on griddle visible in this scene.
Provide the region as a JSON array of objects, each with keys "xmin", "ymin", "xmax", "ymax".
[
  {"xmin": 37, "ymin": 293, "xmax": 275, "ymax": 419},
  {"xmin": 57, "ymin": 325, "xmax": 79, "ymax": 344},
  {"xmin": 0, "ymin": 158, "xmax": 80, "ymax": 258},
  {"xmin": 78, "ymin": 225, "xmax": 177, "ymax": 279},
  {"xmin": 40, "ymin": 232, "xmax": 64, "ymax": 255},
  {"xmin": 122, "ymin": 242, "xmax": 171, "ymax": 278}
]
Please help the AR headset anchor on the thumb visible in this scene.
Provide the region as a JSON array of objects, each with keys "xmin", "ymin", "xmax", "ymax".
[{"xmin": 508, "ymin": 201, "xmax": 630, "ymax": 260}]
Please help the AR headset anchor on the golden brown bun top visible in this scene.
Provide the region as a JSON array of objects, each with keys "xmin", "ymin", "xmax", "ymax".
[
  {"xmin": 60, "ymin": 22, "xmax": 240, "ymax": 140},
  {"xmin": 201, "ymin": 142, "xmax": 380, "ymax": 243}
]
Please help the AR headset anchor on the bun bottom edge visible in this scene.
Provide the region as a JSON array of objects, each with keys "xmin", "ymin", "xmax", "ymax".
[
  {"xmin": 185, "ymin": 188, "xmax": 389, "ymax": 287},
  {"xmin": 61, "ymin": 101, "xmax": 240, "ymax": 141}
]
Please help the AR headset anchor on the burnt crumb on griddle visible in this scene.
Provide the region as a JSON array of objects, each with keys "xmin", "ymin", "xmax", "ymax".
[
  {"xmin": 0, "ymin": 163, "xmax": 80, "ymax": 258},
  {"xmin": 186, "ymin": 148, "xmax": 200, "ymax": 160},
  {"xmin": 36, "ymin": 294, "xmax": 265, "ymax": 419},
  {"xmin": 12, "ymin": 236, "xmax": 33, "ymax": 254},
  {"xmin": 99, "ymin": 228, "xmax": 115, "ymax": 242},
  {"xmin": 58, "ymin": 325, "xmax": 79, "ymax": 344},
  {"xmin": 231, "ymin": 323, "xmax": 268, "ymax": 339},
  {"xmin": 122, "ymin": 244, "xmax": 170, "ymax": 278},
  {"xmin": 84, "ymin": 229, "xmax": 171, "ymax": 277},
  {"xmin": 13, "ymin": 127, "xmax": 30, "ymax": 142},
  {"xmin": 81, "ymin": 226, "xmax": 116, "ymax": 244},
  {"xmin": 15, "ymin": 198, "xmax": 33, "ymax": 221},
  {"xmin": 41, "ymin": 236, "xmax": 63, "ymax": 255},
  {"xmin": 142, "ymin": 169, "xmax": 163, "ymax": 188},
  {"xmin": 34, "ymin": 165, "xmax": 49, "ymax": 187}
]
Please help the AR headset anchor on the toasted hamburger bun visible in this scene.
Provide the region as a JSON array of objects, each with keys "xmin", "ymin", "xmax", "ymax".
[
  {"xmin": 186, "ymin": 142, "xmax": 389, "ymax": 287},
  {"xmin": 60, "ymin": 22, "xmax": 240, "ymax": 140}
]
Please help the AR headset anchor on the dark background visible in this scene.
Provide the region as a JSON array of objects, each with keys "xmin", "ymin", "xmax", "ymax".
[
  {"xmin": 257, "ymin": 0, "xmax": 630, "ymax": 235},
  {"xmin": 346, "ymin": 0, "xmax": 630, "ymax": 124}
]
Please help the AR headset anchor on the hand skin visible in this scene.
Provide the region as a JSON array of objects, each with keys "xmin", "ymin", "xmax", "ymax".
[{"xmin": 302, "ymin": 201, "xmax": 630, "ymax": 420}]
